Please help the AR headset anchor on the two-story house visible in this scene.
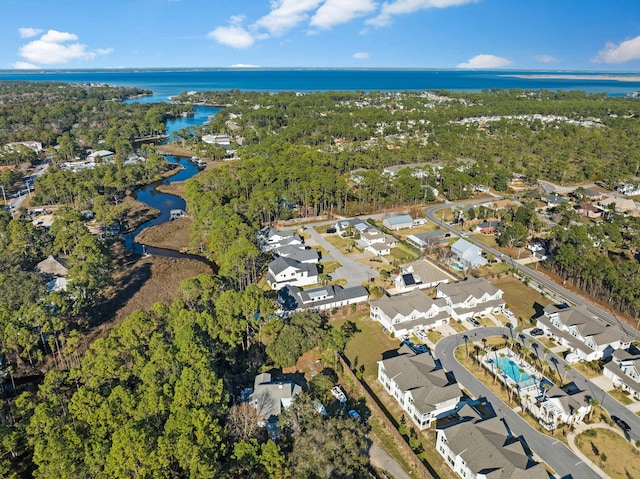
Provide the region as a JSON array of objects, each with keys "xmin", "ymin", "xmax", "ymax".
[
  {"xmin": 267, "ymin": 257, "xmax": 318, "ymax": 290},
  {"xmin": 436, "ymin": 412, "xmax": 548, "ymax": 479},
  {"xmin": 257, "ymin": 227, "xmax": 304, "ymax": 252},
  {"xmin": 276, "ymin": 284, "xmax": 369, "ymax": 316},
  {"xmin": 604, "ymin": 347, "xmax": 640, "ymax": 400},
  {"xmin": 370, "ymin": 290, "xmax": 449, "ymax": 336},
  {"xmin": 392, "ymin": 260, "xmax": 450, "ymax": 294},
  {"xmin": 530, "ymin": 382, "xmax": 593, "ymax": 431},
  {"xmin": 378, "ymin": 345, "xmax": 461, "ymax": 429},
  {"xmin": 436, "ymin": 278, "xmax": 504, "ymax": 320},
  {"xmin": 537, "ymin": 304, "xmax": 632, "ymax": 361},
  {"xmin": 450, "ymin": 239, "xmax": 487, "ymax": 269}
]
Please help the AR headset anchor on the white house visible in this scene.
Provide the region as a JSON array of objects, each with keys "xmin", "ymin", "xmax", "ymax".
[
  {"xmin": 450, "ymin": 239, "xmax": 487, "ymax": 269},
  {"xmin": 276, "ymin": 284, "xmax": 369, "ymax": 316},
  {"xmin": 4, "ymin": 141, "xmax": 43, "ymax": 154},
  {"xmin": 257, "ymin": 227, "xmax": 304, "ymax": 252},
  {"xmin": 530, "ymin": 382, "xmax": 593, "ymax": 431},
  {"xmin": 272, "ymin": 245, "xmax": 319, "ymax": 264},
  {"xmin": 378, "ymin": 344, "xmax": 461, "ymax": 429},
  {"xmin": 603, "ymin": 347, "xmax": 640, "ymax": 400},
  {"xmin": 436, "ymin": 278, "xmax": 504, "ymax": 320},
  {"xmin": 392, "ymin": 260, "xmax": 450, "ymax": 294},
  {"xmin": 406, "ymin": 230, "xmax": 449, "ymax": 250},
  {"xmin": 87, "ymin": 150, "xmax": 115, "ymax": 162},
  {"xmin": 335, "ymin": 218, "xmax": 371, "ymax": 237},
  {"xmin": 267, "ymin": 257, "xmax": 318, "ymax": 290},
  {"xmin": 436, "ymin": 413, "xmax": 548, "ymax": 479},
  {"xmin": 202, "ymin": 134, "xmax": 231, "ymax": 146},
  {"xmin": 383, "ymin": 214, "xmax": 414, "ymax": 231},
  {"xmin": 617, "ymin": 183, "xmax": 640, "ymax": 196},
  {"xmin": 370, "ymin": 290, "xmax": 449, "ymax": 336},
  {"xmin": 537, "ymin": 304, "xmax": 632, "ymax": 361}
]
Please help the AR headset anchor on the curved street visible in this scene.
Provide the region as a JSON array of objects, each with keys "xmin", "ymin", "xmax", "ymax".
[{"xmin": 435, "ymin": 327, "xmax": 602, "ymax": 479}]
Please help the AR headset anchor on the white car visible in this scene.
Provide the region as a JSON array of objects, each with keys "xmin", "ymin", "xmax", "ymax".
[{"xmin": 415, "ymin": 330, "xmax": 428, "ymax": 342}]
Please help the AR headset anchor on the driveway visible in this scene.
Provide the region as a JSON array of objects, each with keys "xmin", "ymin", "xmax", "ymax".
[
  {"xmin": 368, "ymin": 440, "xmax": 411, "ymax": 479},
  {"xmin": 435, "ymin": 327, "xmax": 601, "ymax": 479},
  {"xmin": 304, "ymin": 226, "xmax": 379, "ymax": 287}
]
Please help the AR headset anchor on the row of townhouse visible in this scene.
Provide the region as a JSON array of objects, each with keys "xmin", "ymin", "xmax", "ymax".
[
  {"xmin": 604, "ymin": 346, "xmax": 640, "ymax": 400},
  {"xmin": 378, "ymin": 346, "xmax": 549, "ymax": 477},
  {"xmin": 537, "ymin": 304, "xmax": 632, "ymax": 362},
  {"xmin": 371, "ymin": 277, "xmax": 505, "ymax": 336}
]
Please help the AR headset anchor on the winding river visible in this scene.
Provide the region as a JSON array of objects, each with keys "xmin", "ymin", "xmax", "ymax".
[{"xmin": 123, "ymin": 104, "xmax": 219, "ymax": 260}]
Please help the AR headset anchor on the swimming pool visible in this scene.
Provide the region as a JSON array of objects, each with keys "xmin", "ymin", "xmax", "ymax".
[
  {"xmin": 451, "ymin": 262, "xmax": 465, "ymax": 271},
  {"xmin": 493, "ymin": 356, "xmax": 537, "ymax": 387}
]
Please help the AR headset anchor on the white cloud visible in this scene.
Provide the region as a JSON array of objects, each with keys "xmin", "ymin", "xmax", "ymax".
[
  {"xmin": 594, "ymin": 35, "xmax": 640, "ymax": 63},
  {"xmin": 231, "ymin": 64, "xmax": 260, "ymax": 68},
  {"xmin": 310, "ymin": 0, "xmax": 377, "ymax": 29},
  {"xmin": 353, "ymin": 52, "xmax": 370, "ymax": 59},
  {"xmin": 457, "ymin": 54, "xmax": 512, "ymax": 69},
  {"xmin": 534, "ymin": 54, "xmax": 559, "ymax": 63},
  {"xmin": 12, "ymin": 61, "xmax": 40, "ymax": 69},
  {"xmin": 208, "ymin": 25, "xmax": 255, "ymax": 49},
  {"xmin": 18, "ymin": 29, "xmax": 112, "ymax": 66},
  {"xmin": 18, "ymin": 27, "xmax": 42, "ymax": 38},
  {"xmin": 367, "ymin": 0, "xmax": 478, "ymax": 27},
  {"xmin": 253, "ymin": 0, "xmax": 323, "ymax": 36}
]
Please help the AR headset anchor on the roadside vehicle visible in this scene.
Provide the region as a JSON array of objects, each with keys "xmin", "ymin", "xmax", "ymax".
[
  {"xmin": 612, "ymin": 415, "xmax": 631, "ymax": 432},
  {"xmin": 530, "ymin": 328, "xmax": 544, "ymax": 336}
]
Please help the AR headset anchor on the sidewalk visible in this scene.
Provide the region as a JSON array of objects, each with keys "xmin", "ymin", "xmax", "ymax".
[{"xmin": 565, "ymin": 422, "xmax": 624, "ymax": 478}]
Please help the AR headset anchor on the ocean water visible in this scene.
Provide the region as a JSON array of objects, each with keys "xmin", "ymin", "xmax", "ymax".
[{"xmin": 1, "ymin": 69, "xmax": 640, "ymax": 100}]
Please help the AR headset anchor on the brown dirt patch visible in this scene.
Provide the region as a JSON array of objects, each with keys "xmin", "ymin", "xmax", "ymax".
[
  {"xmin": 157, "ymin": 144, "xmax": 195, "ymax": 156},
  {"xmin": 121, "ymin": 195, "xmax": 160, "ymax": 231},
  {"xmin": 135, "ymin": 217, "xmax": 194, "ymax": 251},
  {"xmin": 156, "ymin": 182, "xmax": 186, "ymax": 199}
]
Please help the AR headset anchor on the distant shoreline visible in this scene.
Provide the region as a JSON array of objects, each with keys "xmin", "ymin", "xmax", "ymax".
[{"xmin": 507, "ymin": 74, "xmax": 640, "ymax": 82}]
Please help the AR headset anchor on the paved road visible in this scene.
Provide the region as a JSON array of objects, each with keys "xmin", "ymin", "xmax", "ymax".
[
  {"xmin": 304, "ymin": 224, "xmax": 380, "ymax": 287},
  {"xmin": 435, "ymin": 327, "xmax": 601, "ymax": 479},
  {"xmin": 523, "ymin": 331, "xmax": 640, "ymax": 443},
  {"xmin": 425, "ymin": 201, "xmax": 636, "ymax": 338}
]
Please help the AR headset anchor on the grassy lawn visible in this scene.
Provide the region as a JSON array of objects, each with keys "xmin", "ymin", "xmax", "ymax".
[
  {"xmin": 324, "ymin": 234, "xmax": 357, "ymax": 255},
  {"xmin": 387, "ymin": 242, "xmax": 420, "ymax": 263},
  {"xmin": 607, "ymin": 388, "xmax": 635, "ymax": 406},
  {"xmin": 427, "ymin": 329, "xmax": 442, "ymax": 344},
  {"xmin": 477, "ymin": 315, "xmax": 495, "ymax": 327},
  {"xmin": 320, "ymin": 260, "xmax": 341, "ymax": 274},
  {"xmin": 489, "ymin": 275, "xmax": 553, "ymax": 323},
  {"xmin": 571, "ymin": 361, "xmax": 603, "ymax": 380},
  {"xmin": 540, "ymin": 337, "xmax": 557, "ymax": 349},
  {"xmin": 451, "ymin": 320, "xmax": 468, "ymax": 333},
  {"xmin": 473, "ymin": 235, "xmax": 498, "ymax": 248},
  {"xmin": 493, "ymin": 312, "xmax": 511, "ymax": 326},
  {"xmin": 575, "ymin": 429, "xmax": 640, "ymax": 479},
  {"xmin": 489, "ymin": 262, "xmax": 511, "ymax": 275},
  {"xmin": 313, "ymin": 225, "xmax": 332, "ymax": 234}
]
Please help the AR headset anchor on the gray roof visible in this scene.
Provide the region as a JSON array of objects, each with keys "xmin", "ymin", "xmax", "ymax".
[
  {"xmin": 277, "ymin": 284, "xmax": 369, "ymax": 312},
  {"xmin": 380, "ymin": 346, "xmax": 460, "ymax": 415},
  {"xmin": 437, "ymin": 277, "xmax": 501, "ymax": 304},
  {"xmin": 384, "ymin": 214, "xmax": 413, "ymax": 225},
  {"xmin": 249, "ymin": 373, "xmax": 302, "ymax": 421},
  {"xmin": 371, "ymin": 289, "xmax": 442, "ymax": 319},
  {"xmin": 543, "ymin": 304, "xmax": 632, "ymax": 346},
  {"xmin": 36, "ymin": 255, "xmax": 68, "ymax": 276},
  {"xmin": 451, "ymin": 239, "xmax": 487, "ymax": 267},
  {"xmin": 442, "ymin": 416, "xmax": 548, "ymax": 479},
  {"xmin": 268, "ymin": 256, "xmax": 318, "ymax": 277},
  {"xmin": 399, "ymin": 260, "xmax": 451, "ymax": 286},
  {"xmin": 273, "ymin": 245, "xmax": 319, "ymax": 263}
]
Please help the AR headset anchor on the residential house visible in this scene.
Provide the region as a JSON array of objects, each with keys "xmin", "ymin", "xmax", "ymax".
[
  {"xmin": 335, "ymin": 218, "xmax": 371, "ymax": 237},
  {"xmin": 603, "ymin": 347, "xmax": 640, "ymax": 400},
  {"xmin": 436, "ymin": 412, "xmax": 548, "ymax": 479},
  {"xmin": 358, "ymin": 229, "xmax": 398, "ymax": 256},
  {"xmin": 276, "ymin": 284, "xmax": 369, "ymax": 316},
  {"xmin": 370, "ymin": 290, "xmax": 449, "ymax": 336},
  {"xmin": 436, "ymin": 278, "xmax": 505, "ymax": 321},
  {"xmin": 527, "ymin": 242, "xmax": 549, "ymax": 260},
  {"xmin": 599, "ymin": 197, "xmax": 639, "ymax": 216},
  {"xmin": 392, "ymin": 260, "xmax": 450, "ymax": 294},
  {"xmin": 450, "ymin": 239, "xmax": 487, "ymax": 269},
  {"xmin": 36, "ymin": 255, "xmax": 68, "ymax": 277},
  {"xmin": 537, "ymin": 304, "xmax": 632, "ymax": 361},
  {"xmin": 257, "ymin": 227, "xmax": 304, "ymax": 251},
  {"xmin": 202, "ymin": 134, "xmax": 231, "ymax": 146},
  {"xmin": 272, "ymin": 245, "xmax": 319, "ymax": 264},
  {"xmin": 349, "ymin": 168, "xmax": 368, "ymax": 184},
  {"xmin": 475, "ymin": 220, "xmax": 500, "ymax": 234},
  {"xmin": 248, "ymin": 372, "xmax": 302, "ymax": 424},
  {"xmin": 87, "ymin": 150, "xmax": 115, "ymax": 162},
  {"xmin": 617, "ymin": 183, "xmax": 640, "ymax": 196},
  {"xmin": 378, "ymin": 344, "xmax": 462, "ymax": 429},
  {"xmin": 573, "ymin": 203, "xmax": 603, "ymax": 219},
  {"xmin": 383, "ymin": 214, "xmax": 414, "ymax": 231},
  {"xmin": 267, "ymin": 257, "xmax": 318, "ymax": 290},
  {"xmin": 382, "ymin": 162, "xmax": 429, "ymax": 178},
  {"xmin": 4, "ymin": 141, "xmax": 43, "ymax": 154},
  {"xmin": 406, "ymin": 230, "xmax": 449, "ymax": 250},
  {"xmin": 583, "ymin": 188, "xmax": 605, "ymax": 201},
  {"xmin": 541, "ymin": 194, "xmax": 570, "ymax": 207},
  {"xmin": 530, "ymin": 382, "xmax": 593, "ymax": 431}
]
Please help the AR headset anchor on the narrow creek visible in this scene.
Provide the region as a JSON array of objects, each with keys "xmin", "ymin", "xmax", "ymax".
[{"xmin": 123, "ymin": 103, "xmax": 219, "ymax": 264}]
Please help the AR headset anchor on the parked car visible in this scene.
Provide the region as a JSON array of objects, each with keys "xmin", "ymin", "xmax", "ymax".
[
  {"xmin": 467, "ymin": 317, "xmax": 480, "ymax": 327},
  {"xmin": 612, "ymin": 415, "xmax": 631, "ymax": 432},
  {"xmin": 530, "ymin": 328, "xmax": 544, "ymax": 336},
  {"xmin": 415, "ymin": 330, "xmax": 428, "ymax": 342},
  {"xmin": 348, "ymin": 410, "xmax": 362, "ymax": 422},
  {"xmin": 331, "ymin": 385, "xmax": 347, "ymax": 404}
]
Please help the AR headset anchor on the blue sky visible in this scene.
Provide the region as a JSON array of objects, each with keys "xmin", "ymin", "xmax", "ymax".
[{"xmin": 2, "ymin": 0, "xmax": 640, "ymax": 70}]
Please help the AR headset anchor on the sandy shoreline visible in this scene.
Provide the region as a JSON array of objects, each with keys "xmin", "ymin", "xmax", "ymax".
[{"xmin": 506, "ymin": 74, "xmax": 640, "ymax": 82}]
